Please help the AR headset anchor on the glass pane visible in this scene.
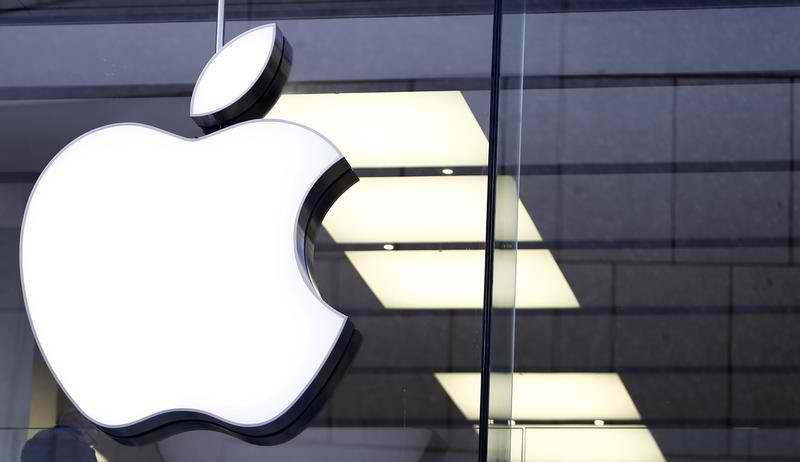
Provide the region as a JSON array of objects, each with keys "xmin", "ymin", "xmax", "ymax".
[
  {"xmin": 484, "ymin": 0, "xmax": 527, "ymax": 461},
  {"xmin": 506, "ymin": 2, "xmax": 800, "ymax": 461},
  {"xmin": 0, "ymin": 2, "xmax": 497, "ymax": 460}
]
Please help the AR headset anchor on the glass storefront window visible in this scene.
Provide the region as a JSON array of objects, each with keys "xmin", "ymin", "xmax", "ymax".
[
  {"xmin": 0, "ymin": 2, "xmax": 495, "ymax": 461},
  {"xmin": 4, "ymin": 1, "xmax": 800, "ymax": 461},
  {"xmin": 495, "ymin": 2, "xmax": 800, "ymax": 461}
]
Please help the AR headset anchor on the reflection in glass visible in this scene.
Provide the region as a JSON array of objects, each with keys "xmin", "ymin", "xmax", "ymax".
[
  {"xmin": 0, "ymin": 2, "xmax": 496, "ymax": 461},
  {"xmin": 505, "ymin": 3, "xmax": 800, "ymax": 461}
]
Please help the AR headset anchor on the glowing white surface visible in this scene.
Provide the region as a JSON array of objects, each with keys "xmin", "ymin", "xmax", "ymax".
[
  {"xmin": 20, "ymin": 121, "xmax": 347, "ymax": 428},
  {"xmin": 345, "ymin": 250, "xmax": 578, "ymax": 309},
  {"xmin": 324, "ymin": 176, "xmax": 540, "ymax": 243},
  {"xmin": 510, "ymin": 427, "xmax": 524, "ymax": 462},
  {"xmin": 269, "ymin": 92, "xmax": 488, "ymax": 168},
  {"xmin": 190, "ymin": 24, "xmax": 276, "ymax": 117},
  {"xmin": 524, "ymin": 427, "xmax": 665, "ymax": 462},
  {"xmin": 434, "ymin": 373, "xmax": 641, "ymax": 421}
]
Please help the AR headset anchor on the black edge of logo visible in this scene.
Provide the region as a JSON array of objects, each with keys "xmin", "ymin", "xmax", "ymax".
[{"xmin": 192, "ymin": 25, "xmax": 292, "ymax": 133}]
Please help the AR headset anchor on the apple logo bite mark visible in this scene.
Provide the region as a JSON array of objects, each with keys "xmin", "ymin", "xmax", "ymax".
[{"xmin": 19, "ymin": 24, "xmax": 359, "ymax": 445}]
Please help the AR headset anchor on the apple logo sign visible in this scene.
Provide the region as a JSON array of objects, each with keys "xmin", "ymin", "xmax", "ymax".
[{"xmin": 19, "ymin": 24, "xmax": 360, "ymax": 445}]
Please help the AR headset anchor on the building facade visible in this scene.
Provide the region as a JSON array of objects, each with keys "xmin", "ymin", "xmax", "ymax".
[{"xmin": 1, "ymin": 1, "xmax": 800, "ymax": 461}]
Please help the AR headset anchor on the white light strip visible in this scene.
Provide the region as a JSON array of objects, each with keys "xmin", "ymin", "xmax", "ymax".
[
  {"xmin": 269, "ymin": 91, "xmax": 489, "ymax": 168},
  {"xmin": 323, "ymin": 176, "xmax": 540, "ymax": 243},
  {"xmin": 511, "ymin": 427, "xmax": 524, "ymax": 462},
  {"xmin": 434, "ymin": 373, "xmax": 641, "ymax": 421},
  {"xmin": 272, "ymin": 92, "xmax": 577, "ymax": 311},
  {"xmin": 438, "ymin": 374, "xmax": 664, "ymax": 460},
  {"xmin": 345, "ymin": 250, "xmax": 579, "ymax": 309},
  {"xmin": 523, "ymin": 426, "xmax": 665, "ymax": 462}
]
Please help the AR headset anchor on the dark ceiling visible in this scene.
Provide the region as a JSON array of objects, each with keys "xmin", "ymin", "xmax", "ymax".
[{"xmin": 2, "ymin": 0, "xmax": 800, "ymax": 24}]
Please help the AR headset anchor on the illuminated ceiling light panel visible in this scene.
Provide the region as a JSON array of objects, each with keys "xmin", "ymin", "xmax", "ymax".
[
  {"xmin": 511, "ymin": 427, "xmax": 524, "ymax": 462},
  {"xmin": 345, "ymin": 250, "xmax": 579, "ymax": 309},
  {"xmin": 524, "ymin": 427, "xmax": 665, "ymax": 462},
  {"xmin": 273, "ymin": 93, "xmax": 577, "ymax": 310},
  {"xmin": 488, "ymin": 426, "xmax": 664, "ymax": 462},
  {"xmin": 323, "ymin": 176, "xmax": 541, "ymax": 243},
  {"xmin": 434, "ymin": 373, "xmax": 641, "ymax": 421},
  {"xmin": 472, "ymin": 427, "xmax": 524, "ymax": 462},
  {"xmin": 94, "ymin": 449, "xmax": 110, "ymax": 462},
  {"xmin": 515, "ymin": 250, "xmax": 580, "ymax": 309},
  {"xmin": 269, "ymin": 91, "xmax": 489, "ymax": 168}
]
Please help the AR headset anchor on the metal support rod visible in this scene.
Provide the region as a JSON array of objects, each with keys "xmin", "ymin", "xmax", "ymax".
[
  {"xmin": 215, "ymin": 0, "xmax": 226, "ymax": 52},
  {"xmin": 477, "ymin": 0, "xmax": 505, "ymax": 460}
]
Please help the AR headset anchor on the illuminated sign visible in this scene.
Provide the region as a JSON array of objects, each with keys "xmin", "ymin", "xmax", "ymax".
[{"xmin": 20, "ymin": 24, "xmax": 357, "ymax": 444}]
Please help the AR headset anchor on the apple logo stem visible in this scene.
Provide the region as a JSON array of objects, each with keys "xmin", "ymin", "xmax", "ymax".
[{"xmin": 20, "ymin": 24, "xmax": 360, "ymax": 445}]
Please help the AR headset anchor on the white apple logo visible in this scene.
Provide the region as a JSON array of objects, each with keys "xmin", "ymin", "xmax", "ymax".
[{"xmin": 19, "ymin": 24, "xmax": 358, "ymax": 444}]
